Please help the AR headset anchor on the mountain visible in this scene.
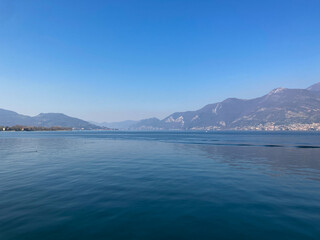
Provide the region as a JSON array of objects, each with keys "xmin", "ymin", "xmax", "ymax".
[
  {"xmin": 130, "ymin": 118, "xmax": 161, "ymax": 130},
  {"xmin": 31, "ymin": 113, "xmax": 101, "ymax": 129},
  {"xmin": 307, "ymin": 82, "xmax": 320, "ymax": 94},
  {"xmin": 3, "ymin": 82, "xmax": 320, "ymax": 131},
  {"xmin": 0, "ymin": 109, "xmax": 34, "ymax": 126},
  {"xmin": 0, "ymin": 109, "xmax": 102, "ymax": 130},
  {"xmin": 92, "ymin": 120, "xmax": 138, "ymax": 130},
  {"xmin": 131, "ymin": 83, "xmax": 320, "ymax": 131}
]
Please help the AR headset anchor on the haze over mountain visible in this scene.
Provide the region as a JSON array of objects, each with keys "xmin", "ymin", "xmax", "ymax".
[
  {"xmin": 91, "ymin": 120, "xmax": 138, "ymax": 130},
  {"xmin": 0, "ymin": 110, "xmax": 101, "ymax": 130},
  {"xmin": 129, "ymin": 82, "xmax": 320, "ymax": 131}
]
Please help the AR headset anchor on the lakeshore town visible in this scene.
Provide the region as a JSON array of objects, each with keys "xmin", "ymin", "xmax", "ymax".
[
  {"xmin": 190, "ymin": 123, "xmax": 320, "ymax": 131},
  {"xmin": 1, "ymin": 123, "xmax": 320, "ymax": 132},
  {"xmin": 0, "ymin": 126, "xmax": 72, "ymax": 131}
]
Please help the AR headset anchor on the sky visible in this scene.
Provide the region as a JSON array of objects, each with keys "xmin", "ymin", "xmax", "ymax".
[{"xmin": 0, "ymin": 0, "xmax": 320, "ymax": 122}]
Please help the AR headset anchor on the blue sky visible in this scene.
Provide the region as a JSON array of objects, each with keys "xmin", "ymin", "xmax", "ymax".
[{"xmin": 0, "ymin": 0, "xmax": 319, "ymax": 122}]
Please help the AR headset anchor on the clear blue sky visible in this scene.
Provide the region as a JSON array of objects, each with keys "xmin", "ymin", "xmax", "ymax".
[{"xmin": 0, "ymin": 0, "xmax": 319, "ymax": 122}]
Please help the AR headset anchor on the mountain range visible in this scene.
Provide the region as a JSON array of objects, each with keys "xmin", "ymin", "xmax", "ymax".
[
  {"xmin": 125, "ymin": 82, "xmax": 320, "ymax": 131},
  {"xmin": 0, "ymin": 110, "xmax": 102, "ymax": 130},
  {"xmin": 1, "ymin": 82, "xmax": 320, "ymax": 131}
]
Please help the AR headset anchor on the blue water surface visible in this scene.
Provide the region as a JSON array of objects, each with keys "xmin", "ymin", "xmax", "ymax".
[{"xmin": 0, "ymin": 131, "xmax": 319, "ymax": 239}]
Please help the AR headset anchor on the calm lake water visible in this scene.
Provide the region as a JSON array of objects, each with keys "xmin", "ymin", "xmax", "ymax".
[{"xmin": 0, "ymin": 131, "xmax": 320, "ymax": 239}]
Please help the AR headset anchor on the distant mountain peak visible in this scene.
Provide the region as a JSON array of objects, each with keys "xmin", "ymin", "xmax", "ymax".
[
  {"xmin": 307, "ymin": 82, "xmax": 320, "ymax": 92},
  {"xmin": 223, "ymin": 97, "xmax": 242, "ymax": 102},
  {"xmin": 0, "ymin": 109, "xmax": 102, "ymax": 129},
  {"xmin": 37, "ymin": 112, "xmax": 66, "ymax": 116},
  {"xmin": 268, "ymin": 87, "xmax": 286, "ymax": 95}
]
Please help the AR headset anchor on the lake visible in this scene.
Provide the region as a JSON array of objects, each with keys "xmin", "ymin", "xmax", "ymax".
[{"xmin": 0, "ymin": 131, "xmax": 319, "ymax": 239}]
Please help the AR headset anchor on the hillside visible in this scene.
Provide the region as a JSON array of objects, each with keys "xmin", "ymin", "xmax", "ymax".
[
  {"xmin": 0, "ymin": 110, "xmax": 102, "ymax": 130},
  {"xmin": 131, "ymin": 83, "xmax": 320, "ymax": 131}
]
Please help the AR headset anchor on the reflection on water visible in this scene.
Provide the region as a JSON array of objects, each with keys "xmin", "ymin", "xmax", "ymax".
[
  {"xmin": 0, "ymin": 131, "xmax": 319, "ymax": 239},
  {"xmin": 190, "ymin": 144, "xmax": 320, "ymax": 180}
]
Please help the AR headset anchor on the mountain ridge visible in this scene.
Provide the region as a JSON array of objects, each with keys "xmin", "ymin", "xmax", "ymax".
[
  {"xmin": 130, "ymin": 83, "xmax": 320, "ymax": 131},
  {"xmin": 0, "ymin": 110, "xmax": 103, "ymax": 130},
  {"xmin": 91, "ymin": 120, "xmax": 138, "ymax": 130},
  {"xmin": 2, "ymin": 82, "xmax": 320, "ymax": 131},
  {"xmin": 307, "ymin": 82, "xmax": 320, "ymax": 93}
]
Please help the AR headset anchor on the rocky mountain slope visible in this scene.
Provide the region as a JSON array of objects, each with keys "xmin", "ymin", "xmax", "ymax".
[{"xmin": 131, "ymin": 83, "xmax": 320, "ymax": 131}]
